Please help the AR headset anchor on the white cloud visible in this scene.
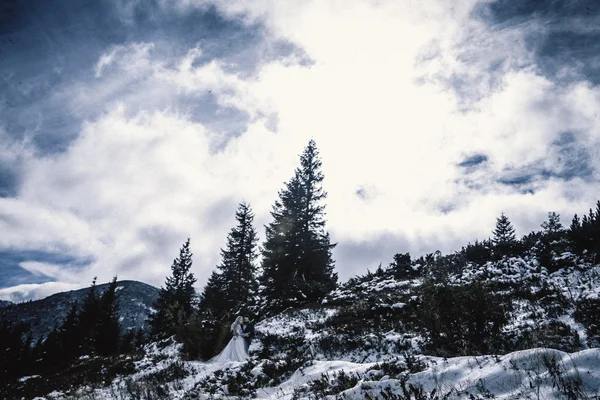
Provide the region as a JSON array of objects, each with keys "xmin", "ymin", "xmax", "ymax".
[
  {"xmin": 3, "ymin": 0, "xmax": 600, "ymax": 301},
  {"xmin": 0, "ymin": 282, "xmax": 84, "ymax": 303},
  {"xmin": 95, "ymin": 42, "xmax": 155, "ymax": 78}
]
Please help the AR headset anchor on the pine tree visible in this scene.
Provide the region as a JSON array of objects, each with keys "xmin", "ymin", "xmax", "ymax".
[
  {"xmin": 492, "ymin": 212, "xmax": 517, "ymax": 259},
  {"xmin": 56, "ymin": 301, "xmax": 81, "ymax": 363},
  {"xmin": 568, "ymin": 214, "xmax": 585, "ymax": 255},
  {"xmin": 78, "ymin": 277, "xmax": 100, "ymax": 354},
  {"xmin": 260, "ymin": 140, "xmax": 337, "ymax": 312},
  {"xmin": 537, "ymin": 213, "xmax": 568, "ymax": 272},
  {"xmin": 389, "ymin": 253, "xmax": 418, "ymax": 278},
  {"xmin": 541, "ymin": 212, "xmax": 564, "ymax": 238},
  {"xmin": 148, "ymin": 238, "xmax": 197, "ymax": 338},
  {"xmin": 462, "ymin": 239, "xmax": 493, "ymax": 265},
  {"xmin": 199, "ymin": 271, "xmax": 227, "ymax": 316},
  {"xmin": 95, "ymin": 277, "xmax": 121, "ymax": 356},
  {"xmin": 203, "ymin": 202, "xmax": 259, "ymax": 316},
  {"xmin": 195, "ymin": 203, "xmax": 259, "ymax": 359}
]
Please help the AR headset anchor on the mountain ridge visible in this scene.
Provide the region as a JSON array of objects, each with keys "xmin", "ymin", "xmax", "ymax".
[{"xmin": 0, "ymin": 280, "xmax": 159, "ymax": 341}]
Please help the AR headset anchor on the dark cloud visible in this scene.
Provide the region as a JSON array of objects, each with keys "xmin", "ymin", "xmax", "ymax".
[
  {"xmin": 497, "ymin": 171, "xmax": 537, "ymax": 194},
  {"xmin": 0, "ymin": 0, "xmax": 301, "ymax": 222},
  {"xmin": 0, "ymin": 162, "xmax": 20, "ymax": 198},
  {"xmin": 495, "ymin": 131, "xmax": 594, "ymax": 193},
  {"xmin": 458, "ymin": 154, "xmax": 488, "ymax": 168},
  {"xmin": 0, "ymin": 0, "xmax": 22, "ymax": 36},
  {"xmin": 0, "ymin": 0, "xmax": 296, "ymax": 157},
  {"xmin": 479, "ymin": 0, "xmax": 597, "ymax": 25},
  {"xmin": 498, "ymin": 173, "xmax": 535, "ymax": 187},
  {"xmin": 0, "ymin": 249, "xmax": 91, "ymax": 288},
  {"xmin": 475, "ymin": 0, "xmax": 600, "ymax": 84},
  {"xmin": 543, "ymin": 131, "xmax": 594, "ymax": 180}
]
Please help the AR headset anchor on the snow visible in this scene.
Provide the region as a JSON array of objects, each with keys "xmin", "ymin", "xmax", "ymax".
[
  {"xmin": 335, "ymin": 348, "xmax": 600, "ymax": 400},
  {"xmin": 26, "ymin": 253, "xmax": 600, "ymax": 399},
  {"xmin": 19, "ymin": 375, "xmax": 40, "ymax": 382},
  {"xmin": 256, "ymin": 360, "xmax": 375, "ymax": 399},
  {"xmin": 42, "ymin": 336, "xmax": 600, "ymax": 399}
]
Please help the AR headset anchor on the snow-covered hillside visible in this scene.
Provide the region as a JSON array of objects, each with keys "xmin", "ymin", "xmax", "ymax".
[
  {"xmin": 28, "ymin": 255, "xmax": 600, "ymax": 399},
  {"xmin": 38, "ymin": 335, "xmax": 600, "ymax": 399},
  {"xmin": 0, "ymin": 280, "xmax": 159, "ymax": 341}
]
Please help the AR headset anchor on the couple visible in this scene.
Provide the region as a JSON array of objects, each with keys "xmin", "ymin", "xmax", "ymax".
[{"xmin": 213, "ymin": 316, "xmax": 255, "ymax": 363}]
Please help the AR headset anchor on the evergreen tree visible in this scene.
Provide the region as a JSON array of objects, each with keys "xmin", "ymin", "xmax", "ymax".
[
  {"xmin": 462, "ymin": 239, "xmax": 493, "ymax": 265},
  {"xmin": 55, "ymin": 301, "xmax": 81, "ymax": 363},
  {"xmin": 199, "ymin": 271, "xmax": 227, "ymax": 316},
  {"xmin": 541, "ymin": 212, "xmax": 564, "ymax": 238},
  {"xmin": 492, "ymin": 212, "xmax": 517, "ymax": 259},
  {"xmin": 538, "ymin": 212, "xmax": 568, "ymax": 272},
  {"xmin": 148, "ymin": 238, "xmax": 197, "ymax": 338},
  {"xmin": 95, "ymin": 277, "xmax": 121, "ymax": 356},
  {"xmin": 388, "ymin": 253, "xmax": 420, "ymax": 278},
  {"xmin": 202, "ymin": 202, "xmax": 259, "ymax": 316},
  {"xmin": 78, "ymin": 277, "xmax": 100, "ymax": 354},
  {"xmin": 0, "ymin": 319, "xmax": 30, "ymax": 386},
  {"xmin": 194, "ymin": 203, "xmax": 259, "ymax": 359},
  {"xmin": 260, "ymin": 140, "xmax": 337, "ymax": 312},
  {"xmin": 568, "ymin": 214, "xmax": 585, "ymax": 254}
]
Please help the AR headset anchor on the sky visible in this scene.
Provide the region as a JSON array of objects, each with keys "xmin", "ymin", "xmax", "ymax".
[{"xmin": 1, "ymin": 0, "xmax": 599, "ymax": 302}]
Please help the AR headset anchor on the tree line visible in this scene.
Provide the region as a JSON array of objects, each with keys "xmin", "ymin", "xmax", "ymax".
[
  {"xmin": 0, "ymin": 139, "xmax": 338, "ymax": 385},
  {"xmin": 2, "ymin": 139, "xmax": 600, "ymax": 380},
  {"xmin": 0, "ymin": 277, "xmax": 146, "ymax": 389},
  {"xmin": 147, "ymin": 140, "xmax": 338, "ymax": 359}
]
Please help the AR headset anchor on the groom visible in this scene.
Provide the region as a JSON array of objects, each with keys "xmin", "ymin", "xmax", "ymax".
[{"xmin": 241, "ymin": 317, "xmax": 255, "ymax": 353}]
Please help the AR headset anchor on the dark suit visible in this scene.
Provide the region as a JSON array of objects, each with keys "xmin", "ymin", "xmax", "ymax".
[{"xmin": 242, "ymin": 322, "xmax": 255, "ymax": 352}]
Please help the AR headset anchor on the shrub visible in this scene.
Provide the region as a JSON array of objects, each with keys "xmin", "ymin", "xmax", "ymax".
[{"xmin": 573, "ymin": 297, "xmax": 600, "ymax": 347}]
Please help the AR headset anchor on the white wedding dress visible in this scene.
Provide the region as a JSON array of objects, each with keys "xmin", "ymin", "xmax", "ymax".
[{"xmin": 213, "ymin": 325, "xmax": 249, "ymax": 363}]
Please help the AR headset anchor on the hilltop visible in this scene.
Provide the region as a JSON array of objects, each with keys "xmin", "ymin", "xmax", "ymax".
[{"xmin": 5, "ymin": 252, "xmax": 600, "ymax": 399}]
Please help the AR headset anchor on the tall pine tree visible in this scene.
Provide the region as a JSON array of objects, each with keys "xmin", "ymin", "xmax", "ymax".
[
  {"xmin": 260, "ymin": 140, "xmax": 337, "ymax": 312},
  {"xmin": 200, "ymin": 202, "xmax": 259, "ymax": 317},
  {"xmin": 193, "ymin": 203, "xmax": 260, "ymax": 358},
  {"xmin": 148, "ymin": 238, "xmax": 197, "ymax": 338},
  {"xmin": 492, "ymin": 212, "xmax": 517, "ymax": 259},
  {"xmin": 95, "ymin": 277, "xmax": 121, "ymax": 356},
  {"xmin": 78, "ymin": 277, "xmax": 100, "ymax": 354}
]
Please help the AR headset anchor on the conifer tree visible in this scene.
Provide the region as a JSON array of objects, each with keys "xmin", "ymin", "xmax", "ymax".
[
  {"xmin": 260, "ymin": 140, "xmax": 337, "ymax": 311},
  {"xmin": 492, "ymin": 212, "xmax": 517, "ymax": 259},
  {"xmin": 78, "ymin": 277, "xmax": 100, "ymax": 354},
  {"xmin": 195, "ymin": 203, "xmax": 259, "ymax": 359},
  {"xmin": 148, "ymin": 238, "xmax": 197, "ymax": 338},
  {"xmin": 568, "ymin": 214, "xmax": 585, "ymax": 254},
  {"xmin": 199, "ymin": 271, "xmax": 227, "ymax": 316},
  {"xmin": 55, "ymin": 301, "xmax": 80, "ymax": 363},
  {"xmin": 536, "ymin": 213, "xmax": 568, "ymax": 272},
  {"xmin": 95, "ymin": 277, "xmax": 121, "ymax": 356},
  {"xmin": 541, "ymin": 212, "xmax": 564, "ymax": 238},
  {"xmin": 202, "ymin": 202, "xmax": 259, "ymax": 316}
]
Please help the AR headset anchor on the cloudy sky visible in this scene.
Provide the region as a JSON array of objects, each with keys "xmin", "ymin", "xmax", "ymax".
[{"xmin": 1, "ymin": 0, "xmax": 599, "ymax": 302}]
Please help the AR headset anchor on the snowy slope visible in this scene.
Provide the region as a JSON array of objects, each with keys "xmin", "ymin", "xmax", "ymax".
[
  {"xmin": 39, "ymin": 344, "xmax": 600, "ymax": 399},
  {"xmin": 20, "ymin": 255, "xmax": 600, "ymax": 399}
]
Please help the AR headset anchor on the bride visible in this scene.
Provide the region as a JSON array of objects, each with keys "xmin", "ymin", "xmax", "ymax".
[{"xmin": 212, "ymin": 316, "xmax": 249, "ymax": 363}]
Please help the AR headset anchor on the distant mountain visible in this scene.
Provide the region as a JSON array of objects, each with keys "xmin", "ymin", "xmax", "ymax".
[
  {"xmin": 10, "ymin": 254, "xmax": 600, "ymax": 399},
  {"xmin": 0, "ymin": 280, "xmax": 159, "ymax": 341},
  {"xmin": 0, "ymin": 300, "xmax": 12, "ymax": 308}
]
